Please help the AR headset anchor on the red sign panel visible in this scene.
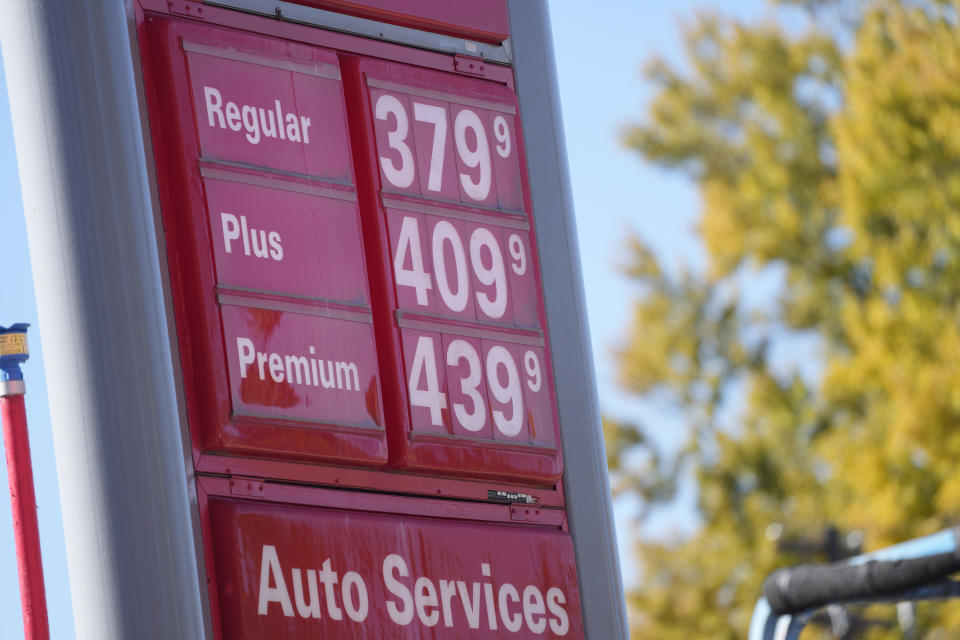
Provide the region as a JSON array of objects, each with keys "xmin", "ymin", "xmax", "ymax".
[
  {"xmin": 185, "ymin": 40, "xmax": 353, "ymax": 182},
  {"xmin": 204, "ymin": 172, "xmax": 368, "ymax": 303},
  {"xmin": 221, "ymin": 303, "xmax": 380, "ymax": 427},
  {"xmin": 140, "ymin": 18, "xmax": 387, "ymax": 466},
  {"xmin": 208, "ymin": 497, "xmax": 583, "ymax": 638},
  {"xmin": 140, "ymin": 13, "xmax": 562, "ymax": 479}
]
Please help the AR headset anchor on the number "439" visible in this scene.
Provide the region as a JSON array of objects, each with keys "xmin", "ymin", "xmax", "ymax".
[{"xmin": 408, "ymin": 335, "xmax": 543, "ymax": 438}]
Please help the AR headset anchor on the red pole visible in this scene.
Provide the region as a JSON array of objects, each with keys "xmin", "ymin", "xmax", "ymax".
[{"xmin": 0, "ymin": 389, "xmax": 50, "ymax": 640}]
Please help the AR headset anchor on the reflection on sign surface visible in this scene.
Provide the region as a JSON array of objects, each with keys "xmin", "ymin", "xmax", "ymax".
[
  {"xmin": 222, "ymin": 304, "xmax": 381, "ymax": 429},
  {"xmin": 205, "ymin": 173, "xmax": 368, "ymax": 304},
  {"xmin": 186, "ymin": 40, "xmax": 352, "ymax": 181}
]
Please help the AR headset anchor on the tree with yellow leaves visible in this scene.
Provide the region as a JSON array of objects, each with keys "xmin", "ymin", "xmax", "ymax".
[{"xmin": 612, "ymin": 1, "xmax": 960, "ymax": 637}]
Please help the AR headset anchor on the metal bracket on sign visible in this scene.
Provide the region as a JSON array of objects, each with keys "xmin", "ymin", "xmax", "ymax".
[
  {"xmin": 168, "ymin": 1, "xmax": 206, "ymax": 19},
  {"xmin": 454, "ymin": 54, "xmax": 488, "ymax": 78},
  {"xmin": 510, "ymin": 505, "xmax": 543, "ymax": 522},
  {"xmin": 509, "ymin": 505, "xmax": 567, "ymax": 527},
  {"xmin": 203, "ymin": 0, "xmax": 513, "ymax": 65},
  {"xmin": 229, "ymin": 476, "xmax": 266, "ymax": 497}
]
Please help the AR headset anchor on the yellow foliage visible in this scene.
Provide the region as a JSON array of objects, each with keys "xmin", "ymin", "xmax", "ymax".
[{"xmin": 613, "ymin": 1, "xmax": 960, "ymax": 636}]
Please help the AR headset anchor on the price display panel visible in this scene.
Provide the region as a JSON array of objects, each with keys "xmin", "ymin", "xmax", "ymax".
[
  {"xmin": 347, "ymin": 58, "xmax": 563, "ymax": 483},
  {"xmin": 140, "ymin": 18, "xmax": 388, "ymax": 467}
]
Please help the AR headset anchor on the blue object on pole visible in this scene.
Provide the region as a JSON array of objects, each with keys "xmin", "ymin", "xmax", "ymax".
[{"xmin": 0, "ymin": 324, "xmax": 30, "ymax": 382}]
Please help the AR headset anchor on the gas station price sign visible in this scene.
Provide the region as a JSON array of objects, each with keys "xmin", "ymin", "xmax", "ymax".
[
  {"xmin": 136, "ymin": 1, "xmax": 584, "ymax": 637},
  {"xmin": 141, "ymin": 14, "xmax": 562, "ymax": 484}
]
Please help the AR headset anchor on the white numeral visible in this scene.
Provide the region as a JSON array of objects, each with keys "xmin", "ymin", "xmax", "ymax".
[
  {"xmin": 432, "ymin": 221, "xmax": 469, "ymax": 312},
  {"xmin": 524, "ymin": 351, "xmax": 542, "ymax": 392},
  {"xmin": 493, "ymin": 115, "xmax": 511, "ymax": 158},
  {"xmin": 413, "ymin": 103, "xmax": 448, "ymax": 192},
  {"xmin": 455, "ymin": 109, "xmax": 492, "ymax": 201},
  {"xmin": 394, "ymin": 216, "xmax": 432, "ymax": 305},
  {"xmin": 508, "ymin": 234, "xmax": 527, "ymax": 275},
  {"xmin": 376, "ymin": 95, "xmax": 513, "ymax": 201},
  {"xmin": 409, "ymin": 336, "xmax": 447, "ymax": 426},
  {"xmin": 410, "ymin": 338, "xmax": 532, "ymax": 438},
  {"xmin": 486, "ymin": 346, "xmax": 523, "ymax": 437},
  {"xmin": 470, "ymin": 228, "xmax": 507, "ymax": 319},
  {"xmin": 446, "ymin": 340, "xmax": 485, "ymax": 431},
  {"xmin": 394, "ymin": 220, "xmax": 532, "ymax": 320},
  {"xmin": 376, "ymin": 94, "xmax": 415, "ymax": 189}
]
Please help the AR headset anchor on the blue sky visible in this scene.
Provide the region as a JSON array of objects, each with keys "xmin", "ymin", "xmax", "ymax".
[{"xmin": 0, "ymin": 1, "xmax": 772, "ymax": 634}]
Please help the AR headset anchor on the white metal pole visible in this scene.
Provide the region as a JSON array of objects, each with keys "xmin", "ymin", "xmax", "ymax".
[
  {"xmin": 507, "ymin": 1, "xmax": 630, "ymax": 637},
  {"xmin": 0, "ymin": 2, "xmax": 209, "ymax": 637}
]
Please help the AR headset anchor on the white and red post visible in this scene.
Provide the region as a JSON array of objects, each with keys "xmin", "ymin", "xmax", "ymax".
[{"xmin": 0, "ymin": 324, "xmax": 49, "ymax": 640}]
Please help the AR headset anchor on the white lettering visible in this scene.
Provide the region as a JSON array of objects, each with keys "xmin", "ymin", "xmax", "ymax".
[
  {"xmin": 286, "ymin": 355, "xmax": 310, "ymax": 386},
  {"xmin": 240, "ymin": 214, "xmax": 250, "ymax": 255},
  {"xmin": 226, "ymin": 102, "xmax": 241, "ymax": 131},
  {"xmin": 204, "ymin": 87, "xmax": 224, "ymax": 128},
  {"xmin": 547, "ymin": 587, "xmax": 570, "ymax": 635},
  {"xmin": 201, "ymin": 85, "xmax": 310, "ymax": 146},
  {"xmin": 439, "ymin": 579, "xmax": 457, "ymax": 628},
  {"xmin": 383, "ymin": 554, "xmax": 414, "ymax": 625},
  {"xmin": 236, "ymin": 338, "xmax": 361, "ymax": 392},
  {"xmin": 318, "ymin": 558, "xmax": 343, "ymax": 621},
  {"xmin": 220, "ymin": 212, "xmax": 240, "ymax": 253},
  {"xmin": 237, "ymin": 337, "xmax": 255, "ymax": 379},
  {"xmin": 498, "ymin": 583, "xmax": 522, "ymax": 632},
  {"xmin": 522, "ymin": 585, "xmax": 547, "ymax": 634},
  {"xmin": 291, "ymin": 568, "xmax": 321, "ymax": 619},
  {"xmin": 242, "ymin": 105, "xmax": 261, "ymax": 144},
  {"xmin": 259, "ymin": 107, "xmax": 277, "ymax": 139},
  {"xmin": 414, "ymin": 576, "xmax": 440, "ymax": 627},
  {"xmin": 335, "ymin": 361, "xmax": 360, "ymax": 392},
  {"xmin": 342, "ymin": 571, "xmax": 369, "ymax": 622},
  {"xmin": 275, "ymin": 100, "xmax": 286, "ymax": 140},
  {"xmin": 257, "ymin": 545, "xmax": 293, "ymax": 617},
  {"xmin": 257, "ymin": 352, "xmax": 269, "ymax": 380},
  {"xmin": 481, "ymin": 563, "xmax": 497, "ymax": 630},
  {"xmin": 285, "ymin": 113, "xmax": 301, "ymax": 142},
  {"xmin": 456, "ymin": 580, "xmax": 482, "ymax": 629},
  {"xmin": 269, "ymin": 353, "xmax": 284, "ymax": 382},
  {"xmin": 269, "ymin": 231, "xmax": 283, "ymax": 261},
  {"xmin": 252, "ymin": 551, "xmax": 570, "ymax": 636},
  {"xmin": 300, "ymin": 116, "xmax": 312, "ymax": 144},
  {"xmin": 219, "ymin": 213, "xmax": 284, "ymax": 262}
]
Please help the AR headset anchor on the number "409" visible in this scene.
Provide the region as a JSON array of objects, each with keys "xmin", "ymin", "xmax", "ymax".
[{"xmin": 394, "ymin": 215, "xmax": 527, "ymax": 319}]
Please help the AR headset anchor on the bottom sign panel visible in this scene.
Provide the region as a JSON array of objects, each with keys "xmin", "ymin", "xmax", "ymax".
[{"xmin": 208, "ymin": 497, "xmax": 583, "ymax": 639}]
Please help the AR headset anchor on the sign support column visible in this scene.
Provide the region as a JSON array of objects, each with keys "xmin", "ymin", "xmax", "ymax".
[
  {"xmin": 0, "ymin": 2, "xmax": 209, "ymax": 638},
  {"xmin": 508, "ymin": 1, "xmax": 630, "ymax": 637}
]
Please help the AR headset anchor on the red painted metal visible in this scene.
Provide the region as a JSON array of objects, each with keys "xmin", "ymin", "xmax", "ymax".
[
  {"xmin": 139, "ymin": 0, "xmax": 516, "ymax": 86},
  {"xmin": 289, "ymin": 0, "xmax": 510, "ymax": 44},
  {"xmin": 196, "ymin": 455, "xmax": 566, "ymax": 507},
  {"xmin": 204, "ymin": 493, "xmax": 582, "ymax": 638},
  {"xmin": 1, "ymin": 394, "xmax": 50, "ymax": 640}
]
